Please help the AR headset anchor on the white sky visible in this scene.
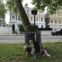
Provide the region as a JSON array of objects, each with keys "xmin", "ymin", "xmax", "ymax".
[{"xmin": 23, "ymin": 0, "xmax": 34, "ymax": 8}]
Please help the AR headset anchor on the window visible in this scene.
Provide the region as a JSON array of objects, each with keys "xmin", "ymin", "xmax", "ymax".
[
  {"xmin": 41, "ymin": 25, "xmax": 43, "ymax": 28},
  {"xmin": 12, "ymin": 16, "xmax": 15, "ymax": 19},
  {"xmin": 51, "ymin": 19, "xmax": 53, "ymax": 23},
  {"xmin": 56, "ymin": 12, "xmax": 61, "ymax": 16},
  {"xmin": 59, "ymin": 20, "xmax": 61, "ymax": 24},
  {"xmin": 41, "ymin": 17, "xmax": 43, "ymax": 22},
  {"xmin": 27, "ymin": 9, "xmax": 29, "ymax": 13},
  {"xmin": 31, "ymin": 17, "xmax": 33, "ymax": 21},
  {"xmin": 10, "ymin": 13, "xmax": 11, "ymax": 20},
  {"xmin": 55, "ymin": 20, "xmax": 57, "ymax": 24},
  {"xmin": 36, "ymin": 17, "xmax": 38, "ymax": 21}
]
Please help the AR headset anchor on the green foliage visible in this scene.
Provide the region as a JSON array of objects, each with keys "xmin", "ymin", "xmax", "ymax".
[
  {"xmin": 32, "ymin": 0, "xmax": 41, "ymax": 10},
  {"xmin": 7, "ymin": 0, "xmax": 17, "ymax": 13},
  {"xmin": 32, "ymin": 0, "xmax": 62, "ymax": 14},
  {"xmin": 7, "ymin": 0, "xmax": 23, "ymax": 13},
  {"xmin": 18, "ymin": 24, "xmax": 25, "ymax": 32},
  {"xmin": 0, "ymin": 3, "xmax": 6, "ymax": 19}
]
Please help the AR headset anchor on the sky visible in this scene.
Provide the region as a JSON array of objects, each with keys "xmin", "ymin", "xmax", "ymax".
[{"xmin": 23, "ymin": 0, "xmax": 34, "ymax": 8}]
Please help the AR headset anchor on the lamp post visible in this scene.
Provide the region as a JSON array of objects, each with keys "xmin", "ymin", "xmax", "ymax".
[
  {"xmin": 31, "ymin": 10, "xmax": 37, "ymax": 27},
  {"xmin": 31, "ymin": 10, "xmax": 41, "ymax": 54}
]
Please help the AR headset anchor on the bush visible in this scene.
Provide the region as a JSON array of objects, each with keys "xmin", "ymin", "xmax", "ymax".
[
  {"xmin": 18, "ymin": 24, "xmax": 38, "ymax": 33},
  {"xmin": 18, "ymin": 25, "xmax": 25, "ymax": 33}
]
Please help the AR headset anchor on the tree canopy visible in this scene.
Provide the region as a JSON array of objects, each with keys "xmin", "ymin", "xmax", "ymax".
[
  {"xmin": 32, "ymin": 0, "xmax": 62, "ymax": 14},
  {"xmin": 6, "ymin": 0, "xmax": 62, "ymax": 14},
  {"xmin": 7, "ymin": 0, "xmax": 17, "ymax": 13}
]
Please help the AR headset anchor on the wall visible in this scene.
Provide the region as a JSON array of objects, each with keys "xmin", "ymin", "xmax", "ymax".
[
  {"xmin": 41, "ymin": 31, "xmax": 51, "ymax": 36},
  {"xmin": 0, "ymin": 26, "xmax": 12, "ymax": 35}
]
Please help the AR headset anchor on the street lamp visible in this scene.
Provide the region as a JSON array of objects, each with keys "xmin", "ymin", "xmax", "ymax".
[
  {"xmin": 31, "ymin": 10, "xmax": 41, "ymax": 53},
  {"xmin": 31, "ymin": 10, "xmax": 37, "ymax": 27}
]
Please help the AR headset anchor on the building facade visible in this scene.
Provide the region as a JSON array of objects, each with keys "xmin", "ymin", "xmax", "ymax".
[
  {"xmin": 49, "ymin": 9, "xmax": 62, "ymax": 29},
  {"xmin": 9, "ymin": 4, "xmax": 46, "ymax": 33}
]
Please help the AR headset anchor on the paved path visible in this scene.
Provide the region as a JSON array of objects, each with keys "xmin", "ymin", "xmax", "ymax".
[
  {"xmin": 0, "ymin": 35, "xmax": 62, "ymax": 43},
  {"xmin": 41, "ymin": 35, "xmax": 62, "ymax": 43},
  {"xmin": 0, "ymin": 35, "xmax": 25, "ymax": 43}
]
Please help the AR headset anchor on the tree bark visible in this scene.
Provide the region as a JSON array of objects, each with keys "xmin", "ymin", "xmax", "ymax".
[
  {"xmin": 14, "ymin": 0, "xmax": 36, "ymax": 31},
  {"xmin": 14, "ymin": 0, "xmax": 41, "ymax": 55}
]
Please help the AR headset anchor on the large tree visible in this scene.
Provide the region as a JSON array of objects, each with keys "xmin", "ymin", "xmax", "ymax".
[{"xmin": 6, "ymin": 0, "xmax": 62, "ymax": 56}]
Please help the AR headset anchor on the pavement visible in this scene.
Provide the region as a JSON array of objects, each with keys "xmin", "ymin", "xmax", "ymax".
[
  {"xmin": 0, "ymin": 31, "xmax": 61, "ymax": 44},
  {"xmin": 0, "ymin": 40, "xmax": 25, "ymax": 44}
]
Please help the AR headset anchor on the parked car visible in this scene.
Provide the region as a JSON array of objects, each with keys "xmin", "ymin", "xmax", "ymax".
[{"xmin": 51, "ymin": 29, "xmax": 62, "ymax": 36}]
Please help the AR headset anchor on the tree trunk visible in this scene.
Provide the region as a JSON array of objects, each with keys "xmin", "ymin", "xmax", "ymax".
[
  {"xmin": 14, "ymin": 0, "xmax": 41, "ymax": 55},
  {"xmin": 14, "ymin": 0, "xmax": 36, "ymax": 31}
]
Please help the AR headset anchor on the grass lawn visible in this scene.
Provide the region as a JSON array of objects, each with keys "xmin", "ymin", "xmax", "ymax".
[{"xmin": 0, "ymin": 42, "xmax": 62, "ymax": 62}]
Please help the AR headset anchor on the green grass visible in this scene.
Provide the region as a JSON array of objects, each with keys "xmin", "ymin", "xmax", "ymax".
[
  {"xmin": 0, "ymin": 44, "xmax": 25, "ymax": 62},
  {"xmin": 0, "ymin": 42, "xmax": 62, "ymax": 62}
]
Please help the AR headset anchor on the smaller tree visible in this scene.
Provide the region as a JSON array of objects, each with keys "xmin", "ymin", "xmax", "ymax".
[
  {"xmin": 7, "ymin": 0, "xmax": 17, "ymax": 13},
  {"xmin": 7, "ymin": 0, "xmax": 23, "ymax": 14},
  {"xmin": 0, "ymin": 3, "xmax": 6, "ymax": 26}
]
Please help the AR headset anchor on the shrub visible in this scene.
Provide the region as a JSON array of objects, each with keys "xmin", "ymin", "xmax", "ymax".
[{"xmin": 18, "ymin": 24, "xmax": 25, "ymax": 33}]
